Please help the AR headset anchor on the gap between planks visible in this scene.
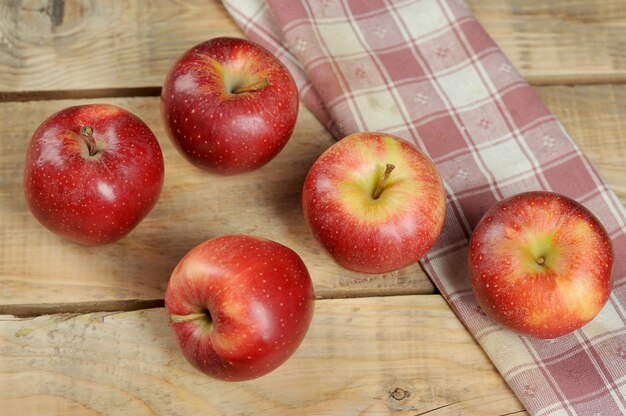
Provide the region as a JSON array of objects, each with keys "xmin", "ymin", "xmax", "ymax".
[
  {"xmin": 0, "ymin": 299, "xmax": 165, "ymax": 318},
  {"xmin": 0, "ymin": 289, "xmax": 442, "ymax": 318},
  {"xmin": 0, "ymin": 87, "xmax": 162, "ymax": 103},
  {"xmin": 3, "ymin": 78, "xmax": 626, "ymax": 103}
]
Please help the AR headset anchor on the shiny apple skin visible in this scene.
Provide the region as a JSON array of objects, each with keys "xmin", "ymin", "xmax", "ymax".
[
  {"xmin": 23, "ymin": 104, "xmax": 164, "ymax": 246},
  {"xmin": 468, "ymin": 191, "xmax": 614, "ymax": 339},
  {"xmin": 161, "ymin": 37, "xmax": 299, "ymax": 175},
  {"xmin": 165, "ymin": 235, "xmax": 315, "ymax": 381},
  {"xmin": 302, "ymin": 132, "xmax": 446, "ymax": 274}
]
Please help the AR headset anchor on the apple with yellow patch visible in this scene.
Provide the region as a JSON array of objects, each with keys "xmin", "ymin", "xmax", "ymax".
[
  {"xmin": 165, "ymin": 235, "xmax": 315, "ymax": 381},
  {"xmin": 161, "ymin": 37, "xmax": 298, "ymax": 175},
  {"xmin": 469, "ymin": 191, "xmax": 614, "ymax": 338},
  {"xmin": 302, "ymin": 132, "xmax": 446, "ymax": 274}
]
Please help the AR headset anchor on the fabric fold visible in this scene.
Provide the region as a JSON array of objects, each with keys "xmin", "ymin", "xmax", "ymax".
[{"xmin": 223, "ymin": 0, "xmax": 626, "ymax": 414}]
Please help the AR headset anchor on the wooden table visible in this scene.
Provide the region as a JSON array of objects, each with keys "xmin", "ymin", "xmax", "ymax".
[{"xmin": 1, "ymin": 1, "xmax": 624, "ymax": 414}]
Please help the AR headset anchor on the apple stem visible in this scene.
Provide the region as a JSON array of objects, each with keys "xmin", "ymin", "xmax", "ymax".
[
  {"xmin": 536, "ymin": 257, "xmax": 545, "ymax": 266},
  {"xmin": 169, "ymin": 313, "xmax": 209, "ymax": 323},
  {"xmin": 232, "ymin": 78, "xmax": 269, "ymax": 94},
  {"xmin": 80, "ymin": 126, "xmax": 97, "ymax": 156},
  {"xmin": 372, "ymin": 163, "xmax": 396, "ymax": 200}
]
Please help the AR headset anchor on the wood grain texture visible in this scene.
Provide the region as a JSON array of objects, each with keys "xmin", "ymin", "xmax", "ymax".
[
  {"xmin": 0, "ymin": 295, "xmax": 525, "ymax": 415},
  {"xmin": 0, "ymin": 97, "xmax": 435, "ymax": 310},
  {"xmin": 0, "ymin": 0, "xmax": 241, "ymax": 96},
  {"xmin": 471, "ymin": 0, "xmax": 626, "ymax": 84},
  {"xmin": 534, "ymin": 84, "xmax": 626, "ymax": 201},
  {"xmin": 1, "ymin": 0, "xmax": 625, "ymax": 96}
]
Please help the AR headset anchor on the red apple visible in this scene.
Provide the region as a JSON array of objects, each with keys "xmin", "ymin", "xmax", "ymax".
[
  {"xmin": 161, "ymin": 37, "xmax": 298, "ymax": 175},
  {"xmin": 23, "ymin": 104, "xmax": 164, "ymax": 246},
  {"xmin": 302, "ymin": 132, "xmax": 446, "ymax": 274},
  {"xmin": 468, "ymin": 191, "xmax": 614, "ymax": 338},
  {"xmin": 164, "ymin": 235, "xmax": 315, "ymax": 381}
]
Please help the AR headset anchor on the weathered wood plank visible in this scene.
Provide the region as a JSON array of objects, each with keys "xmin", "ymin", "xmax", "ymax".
[
  {"xmin": 0, "ymin": 97, "xmax": 435, "ymax": 309},
  {"xmin": 534, "ymin": 84, "xmax": 626, "ymax": 201},
  {"xmin": 0, "ymin": 0, "xmax": 624, "ymax": 97},
  {"xmin": 0, "ymin": 295, "xmax": 525, "ymax": 415},
  {"xmin": 471, "ymin": 0, "xmax": 626, "ymax": 84},
  {"xmin": 0, "ymin": 0, "xmax": 241, "ymax": 96}
]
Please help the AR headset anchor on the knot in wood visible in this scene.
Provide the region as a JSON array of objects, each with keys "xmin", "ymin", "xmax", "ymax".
[{"xmin": 390, "ymin": 387, "xmax": 411, "ymax": 401}]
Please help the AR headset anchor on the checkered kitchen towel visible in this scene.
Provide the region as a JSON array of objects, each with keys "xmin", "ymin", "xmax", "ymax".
[{"xmin": 223, "ymin": 0, "xmax": 626, "ymax": 414}]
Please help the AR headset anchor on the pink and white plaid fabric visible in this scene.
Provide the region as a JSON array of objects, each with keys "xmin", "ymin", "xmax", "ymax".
[{"xmin": 222, "ymin": 0, "xmax": 626, "ymax": 414}]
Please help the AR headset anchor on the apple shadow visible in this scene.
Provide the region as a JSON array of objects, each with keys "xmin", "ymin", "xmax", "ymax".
[
  {"xmin": 114, "ymin": 228, "xmax": 212, "ymax": 295},
  {"xmin": 259, "ymin": 129, "xmax": 335, "ymax": 243}
]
